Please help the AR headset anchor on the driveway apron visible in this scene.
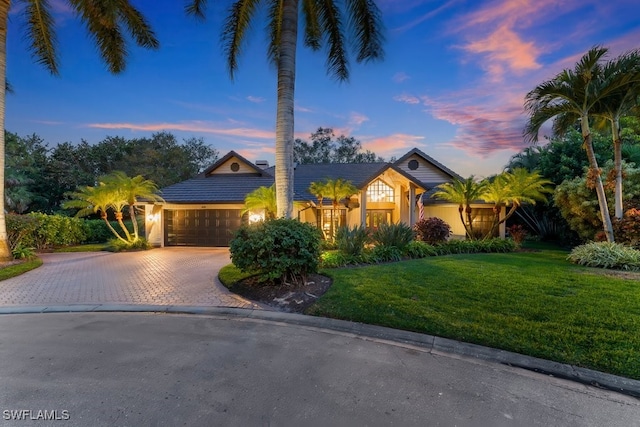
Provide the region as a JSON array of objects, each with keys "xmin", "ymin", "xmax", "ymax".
[{"xmin": 0, "ymin": 248, "xmax": 259, "ymax": 309}]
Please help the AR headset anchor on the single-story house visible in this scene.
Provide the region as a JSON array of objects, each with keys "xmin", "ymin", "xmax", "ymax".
[{"xmin": 143, "ymin": 148, "xmax": 504, "ymax": 247}]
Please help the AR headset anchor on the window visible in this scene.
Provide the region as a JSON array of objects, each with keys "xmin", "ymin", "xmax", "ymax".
[
  {"xmin": 408, "ymin": 159, "xmax": 419, "ymax": 170},
  {"xmin": 321, "ymin": 208, "xmax": 346, "ymax": 238},
  {"xmin": 230, "ymin": 162, "xmax": 240, "ymax": 172},
  {"xmin": 367, "ymin": 179, "xmax": 394, "ymax": 203}
]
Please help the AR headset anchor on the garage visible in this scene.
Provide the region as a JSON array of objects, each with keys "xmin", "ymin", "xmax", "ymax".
[{"xmin": 164, "ymin": 209, "xmax": 244, "ymax": 247}]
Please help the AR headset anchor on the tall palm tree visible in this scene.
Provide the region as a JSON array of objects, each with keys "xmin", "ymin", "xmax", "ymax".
[
  {"xmin": 242, "ymin": 185, "xmax": 277, "ymax": 220},
  {"xmin": 0, "ymin": 1, "xmax": 159, "ymax": 259},
  {"xmin": 592, "ymin": 50, "xmax": 640, "ymax": 219},
  {"xmin": 432, "ymin": 177, "xmax": 486, "ymax": 239},
  {"xmin": 187, "ymin": 0, "xmax": 384, "ymax": 219},
  {"xmin": 524, "ymin": 46, "xmax": 624, "ymax": 242},
  {"xmin": 103, "ymin": 171, "xmax": 164, "ymax": 240}
]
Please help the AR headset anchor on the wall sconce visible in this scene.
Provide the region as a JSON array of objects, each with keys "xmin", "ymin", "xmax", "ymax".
[
  {"xmin": 147, "ymin": 213, "xmax": 160, "ymax": 223},
  {"xmin": 248, "ymin": 211, "xmax": 265, "ymax": 223}
]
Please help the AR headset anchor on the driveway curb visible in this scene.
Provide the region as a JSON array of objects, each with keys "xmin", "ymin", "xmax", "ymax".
[{"xmin": 1, "ymin": 304, "xmax": 638, "ymax": 398}]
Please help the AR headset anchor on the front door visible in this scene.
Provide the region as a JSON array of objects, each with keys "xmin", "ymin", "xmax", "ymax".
[{"xmin": 366, "ymin": 210, "xmax": 393, "ymax": 231}]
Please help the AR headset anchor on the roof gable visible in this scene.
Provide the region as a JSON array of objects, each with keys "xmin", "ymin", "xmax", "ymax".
[
  {"xmin": 393, "ymin": 148, "xmax": 463, "ymax": 184},
  {"xmin": 201, "ymin": 151, "xmax": 269, "ymax": 177}
]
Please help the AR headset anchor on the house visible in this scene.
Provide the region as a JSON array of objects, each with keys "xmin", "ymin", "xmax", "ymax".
[{"xmin": 143, "ymin": 148, "xmax": 504, "ymax": 247}]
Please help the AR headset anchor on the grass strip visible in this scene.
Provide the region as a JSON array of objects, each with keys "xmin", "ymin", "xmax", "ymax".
[{"xmin": 0, "ymin": 258, "xmax": 43, "ymax": 281}]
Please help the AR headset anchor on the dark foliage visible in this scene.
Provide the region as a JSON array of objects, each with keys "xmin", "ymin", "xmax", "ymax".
[{"xmin": 413, "ymin": 217, "xmax": 452, "ymax": 244}]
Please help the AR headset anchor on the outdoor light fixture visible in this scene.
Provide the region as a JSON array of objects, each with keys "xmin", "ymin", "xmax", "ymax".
[
  {"xmin": 248, "ymin": 212, "xmax": 265, "ymax": 223},
  {"xmin": 146, "ymin": 213, "xmax": 160, "ymax": 223}
]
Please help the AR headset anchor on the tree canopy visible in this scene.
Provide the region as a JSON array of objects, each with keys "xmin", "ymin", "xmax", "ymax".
[{"xmin": 294, "ymin": 127, "xmax": 383, "ymax": 164}]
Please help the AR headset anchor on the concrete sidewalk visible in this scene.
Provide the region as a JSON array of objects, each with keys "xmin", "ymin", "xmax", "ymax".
[{"xmin": 1, "ymin": 311, "xmax": 638, "ymax": 426}]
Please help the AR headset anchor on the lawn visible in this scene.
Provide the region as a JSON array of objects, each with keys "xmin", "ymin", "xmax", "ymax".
[
  {"xmin": 307, "ymin": 245, "xmax": 640, "ymax": 380},
  {"xmin": 0, "ymin": 258, "xmax": 43, "ymax": 281}
]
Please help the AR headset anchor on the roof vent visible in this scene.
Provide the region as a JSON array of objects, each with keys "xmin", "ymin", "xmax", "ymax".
[{"xmin": 255, "ymin": 160, "xmax": 269, "ymax": 169}]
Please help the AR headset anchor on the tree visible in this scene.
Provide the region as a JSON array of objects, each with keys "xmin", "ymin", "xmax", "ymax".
[
  {"xmin": 103, "ymin": 171, "xmax": 164, "ymax": 241},
  {"xmin": 0, "ymin": 1, "xmax": 159, "ymax": 260},
  {"xmin": 188, "ymin": 0, "xmax": 384, "ymax": 218},
  {"xmin": 432, "ymin": 177, "xmax": 486, "ymax": 239},
  {"xmin": 308, "ymin": 180, "xmax": 326, "ymax": 228},
  {"xmin": 480, "ymin": 169, "xmax": 553, "ymax": 239},
  {"xmin": 311, "ymin": 178, "xmax": 358, "ymax": 238},
  {"xmin": 524, "ymin": 46, "xmax": 624, "ymax": 242},
  {"xmin": 591, "ymin": 49, "xmax": 640, "ymax": 219},
  {"xmin": 294, "ymin": 127, "xmax": 383, "ymax": 164},
  {"xmin": 242, "ymin": 185, "xmax": 277, "ymax": 220}
]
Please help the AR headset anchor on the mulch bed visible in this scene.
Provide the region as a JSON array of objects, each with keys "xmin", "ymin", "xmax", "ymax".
[{"xmin": 229, "ymin": 273, "xmax": 333, "ymax": 313}]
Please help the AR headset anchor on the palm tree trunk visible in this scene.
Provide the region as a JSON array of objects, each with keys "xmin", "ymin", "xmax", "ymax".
[
  {"xmin": 101, "ymin": 213, "xmax": 128, "ymax": 243},
  {"xmin": 0, "ymin": 2, "xmax": 11, "ymax": 260},
  {"xmin": 581, "ymin": 118, "xmax": 614, "ymax": 242},
  {"xmin": 129, "ymin": 204, "xmax": 139, "ymax": 240},
  {"xmin": 274, "ymin": 0, "xmax": 298, "ymax": 219},
  {"xmin": 458, "ymin": 205, "xmax": 472, "ymax": 239},
  {"xmin": 114, "ymin": 211, "xmax": 132, "ymax": 241},
  {"xmin": 612, "ymin": 117, "xmax": 623, "ymax": 219}
]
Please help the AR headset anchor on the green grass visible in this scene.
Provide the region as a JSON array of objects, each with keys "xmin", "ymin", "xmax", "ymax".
[
  {"xmin": 218, "ymin": 264, "xmax": 256, "ymax": 288},
  {"xmin": 0, "ymin": 258, "xmax": 43, "ymax": 281},
  {"xmin": 308, "ymin": 246, "xmax": 640, "ymax": 380},
  {"xmin": 54, "ymin": 243, "xmax": 109, "ymax": 253}
]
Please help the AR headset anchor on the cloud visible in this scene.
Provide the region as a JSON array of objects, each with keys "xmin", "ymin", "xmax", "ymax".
[
  {"xmin": 393, "ymin": 94, "xmax": 421, "ymax": 105},
  {"xmin": 392, "ymin": 72, "xmax": 410, "ymax": 83},
  {"xmin": 349, "ymin": 112, "xmax": 369, "ymax": 127},
  {"xmin": 31, "ymin": 120, "xmax": 65, "ymax": 126},
  {"xmin": 361, "ymin": 134, "xmax": 426, "ymax": 159},
  {"xmin": 87, "ymin": 121, "xmax": 275, "ymax": 140},
  {"xmin": 392, "ymin": 0, "xmax": 460, "ymax": 33},
  {"xmin": 246, "ymin": 96, "xmax": 266, "ymax": 103},
  {"xmin": 295, "ymin": 104, "xmax": 314, "ymax": 113}
]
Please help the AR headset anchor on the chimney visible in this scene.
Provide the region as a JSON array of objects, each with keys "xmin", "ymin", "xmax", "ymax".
[{"xmin": 255, "ymin": 160, "xmax": 269, "ymax": 169}]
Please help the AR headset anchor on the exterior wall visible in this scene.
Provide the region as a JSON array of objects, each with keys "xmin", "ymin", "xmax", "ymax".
[
  {"xmin": 396, "ymin": 153, "xmax": 453, "ymax": 183},
  {"xmin": 144, "ymin": 204, "xmax": 164, "ymax": 247},
  {"xmin": 423, "ymin": 204, "xmax": 506, "ymax": 239}
]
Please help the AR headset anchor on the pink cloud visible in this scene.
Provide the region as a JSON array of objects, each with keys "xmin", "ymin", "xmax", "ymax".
[
  {"xmin": 361, "ymin": 134, "xmax": 426, "ymax": 159},
  {"xmin": 87, "ymin": 121, "xmax": 275, "ymax": 139},
  {"xmin": 349, "ymin": 112, "xmax": 369, "ymax": 127},
  {"xmin": 393, "ymin": 94, "xmax": 421, "ymax": 105}
]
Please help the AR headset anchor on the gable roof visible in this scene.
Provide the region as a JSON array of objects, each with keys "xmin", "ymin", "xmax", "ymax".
[
  {"xmin": 201, "ymin": 150, "xmax": 270, "ymax": 177},
  {"xmin": 393, "ymin": 147, "xmax": 463, "ymax": 182}
]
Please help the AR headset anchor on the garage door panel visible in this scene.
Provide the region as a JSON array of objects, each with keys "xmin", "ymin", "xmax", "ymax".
[{"xmin": 164, "ymin": 209, "xmax": 243, "ymax": 247}]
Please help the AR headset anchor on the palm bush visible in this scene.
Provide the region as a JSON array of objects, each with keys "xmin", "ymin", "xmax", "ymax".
[{"xmin": 371, "ymin": 222, "xmax": 414, "ymax": 250}]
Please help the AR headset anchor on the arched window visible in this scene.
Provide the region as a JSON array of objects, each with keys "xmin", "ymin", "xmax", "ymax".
[{"xmin": 366, "ymin": 179, "xmax": 394, "ymax": 203}]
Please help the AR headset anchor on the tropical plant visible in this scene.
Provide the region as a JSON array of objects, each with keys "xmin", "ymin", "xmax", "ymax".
[
  {"xmin": 187, "ymin": 0, "xmax": 384, "ymax": 219},
  {"xmin": 308, "ymin": 180, "xmax": 326, "ymax": 228},
  {"xmin": 568, "ymin": 241, "xmax": 640, "ymax": 271},
  {"xmin": 370, "ymin": 222, "xmax": 414, "ymax": 251},
  {"xmin": 242, "ymin": 185, "xmax": 277, "ymax": 220},
  {"xmin": 480, "ymin": 168, "xmax": 553, "ymax": 239},
  {"xmin": 0, "ymin": 1, "xmax": 159, "ymax": 260},
  {"xmin": 432, "ymin": 177, "xmax": 486, "ymax": 239},
  {"xmin": 335, "ymin": 225, "xmax": 369, "ymax": 257},
  {"xmin": 413, "ymin": 217, "xmax": 451, "ymax": 244},
  {"xmin": 524, "ymin": 46, "xmax": 632, "ymax": 242},
  {"xmin": 310, "ymin": 178, "xmax": 358, "ymax": 238},
  {"xmin": 591, "ymin": 49, "xmax": 640, "ymax": 219}
]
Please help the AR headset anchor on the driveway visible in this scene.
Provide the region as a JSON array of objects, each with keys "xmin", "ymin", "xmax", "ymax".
[{"xmin": 0, "ymin": 248, "xmax": 259, "ymax": 309}]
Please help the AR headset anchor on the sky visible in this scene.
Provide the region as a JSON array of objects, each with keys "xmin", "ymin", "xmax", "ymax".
[{"xmin": 5, "ymin": 0, "xmax": 640, "ymax": 178}]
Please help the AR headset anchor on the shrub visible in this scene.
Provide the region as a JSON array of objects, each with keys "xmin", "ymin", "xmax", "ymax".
[
  {"xmin": 371, "ymin": 222, "xmax": 414, "ymax": 250},
  {"xmin": 6, "ymin": 213, "xmax": 87, "ymax": 250},
  {"xmin": 6, "ymin": 213, "xmax": 37, "ymax": 251},
  {"xmin": 613, "ymin": 208, "xmax": 640, "ymax": 249},
  {"xmin": 413, "ymin": 217, "xmax": 451, "ymax": 244},
  {"xmin": 106, "ymin": 238, "xmax": 152, "ymax": 252},
  {"xmin": 371, "ymin": 245, "xmax": 403, "ymax": 263},
  {"xmin": 230, "ymin": 218, "xmax": 321, "ymax": 285},
  {"xmin": 403, "ymin": 240, "xmax": 437, "ymax": 259},
  {"xmin": 11, "ymin": 243, "xmax": 36, "ymax": 260},
  {"xmin": 507, "ymin": 224, "xmax": 528, "ymax": 247},
  {"xmin": 335, "ymin": 225, "xmax": 369, "ymax": 256},
  {"xmin": 320, "ymin": 250, "xmax": 349, "ymax": 268},
  {"xmin": 568, "ymin": 242, "xmax": 640, "ymax": 271},
  {"xmin": 82, "ymin": 220, "xmax": 113, "ymax": 243}
]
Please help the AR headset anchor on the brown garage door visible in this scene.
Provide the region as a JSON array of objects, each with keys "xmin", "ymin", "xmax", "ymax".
[{"xmin": 164, "ymin": 209, "xmax": 243, "ymax": 247}]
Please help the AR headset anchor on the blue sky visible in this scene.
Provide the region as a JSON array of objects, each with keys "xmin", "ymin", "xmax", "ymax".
[{"xmin": 5, "ymin": 0, "xmax": 639, "ymax": 177}]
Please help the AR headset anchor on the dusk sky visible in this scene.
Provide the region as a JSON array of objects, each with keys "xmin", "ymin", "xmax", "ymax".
[{"xmin": 5, "ymin": 0, "xmax": 639, "ymax": 177}]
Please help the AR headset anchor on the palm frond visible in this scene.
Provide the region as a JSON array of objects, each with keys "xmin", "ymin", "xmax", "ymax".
[
  {"xmin": 301, "ymin": 0, "xmax": 321, "ymax": 50},
  {"xmin": 222, "ymin": 0, "xmax": 261, "ymax": 79},
  {"xmin": 316, "ymin": 0, "xmax": 348, "ymax": 81},
  {"xmin": 23, "ymin": 0, "xmax": 59, "ymax": 75},
  {"xmin": 185, "ymin": 0, "xmax": 208, "ymax": 20},
  {"xmin": 345, "ymin": 0, "xmax": 384, "ymax": 63},
  {"xmin": 115, "ymin": 0, "xmax": 159, "ymax": 49},
  {"xmin": 267, "ymin": 0, "xmax": 284, "ymax": 65}
]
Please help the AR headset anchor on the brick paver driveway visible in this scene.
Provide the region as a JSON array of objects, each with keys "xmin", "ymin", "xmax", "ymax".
[{"xmin": 0, "ymin": 248, "xmax": 260, "ymax": 309}]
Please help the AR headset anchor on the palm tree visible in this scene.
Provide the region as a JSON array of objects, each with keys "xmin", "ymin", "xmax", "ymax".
[
  {"xmin": 592, "ymin": 50, "xmax": 640, "ymax": 219},
  {"xmin": 480, "ymin": 169, "xmax": 553, "ymax": 239},
  {"xmin": 524, "ymin": 46, "xmax": 624, "ymax": 242},
  {"xmin": 103, "ymin": 171, "xmax": 164, "ymax": 240},
  {"xmin": 320, "ymin": 178, "xmax": 358, "ymax": 238},
  {"xmin": 308, "ymin": 180, "xmax": 327, "ymax": 228},
  {"xmin": 432, "ymin": 177, "xmax": 486, "ymax": 239},
  {"xmin": 187, "ymin": 0, "xmax": 384, "ymax": 219},
  {"xmin": 242, "ymin": 185, "xmax": 277, "ymax": 220},
  {"xmin": 0, "ymin": 1, "xmax": 159, "ymax": 259},
  {"xmin": 506, "ymin": 146, "xmax": 542, "ymax": 172},
  {"xmin": 62, "ymin": 184, "xmax": 129, "ymax": 244}
]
